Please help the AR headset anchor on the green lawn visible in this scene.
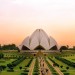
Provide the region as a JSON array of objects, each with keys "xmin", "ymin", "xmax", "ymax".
[
  {"xmin": 14, "ymin": 58, "xmax": 31, "ymax": 70},
  {"xmin": 0, "ymin": 59, "xmax": 16, "ymax": 65},
  {"xmin": 0, "ymin": 71, "xmax": 22, "ymax": 75},
  {"xmin": 63, "ymin": 55, "xmax": 75, "ymax": 62},
  {"xmin": 0, "ymin": 50, "xmax": 75, "ymax": 75},
  {"xmin": 0, "ymin": 58, "xmax": 32, "ymax": 75},
  {"xmin": 48, "ymin": 57, "xmax": 75, "ymax": 75}
]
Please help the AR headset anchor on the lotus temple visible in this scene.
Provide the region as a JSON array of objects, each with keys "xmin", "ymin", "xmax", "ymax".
[{"xmin": 19, "ymin": 29, "xmax": 59, "ymax": 54}]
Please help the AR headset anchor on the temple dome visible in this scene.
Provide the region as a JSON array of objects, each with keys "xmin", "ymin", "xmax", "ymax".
[{"xmin": 19, "ymin": 29, "xmax": 58, "ymax": 50}]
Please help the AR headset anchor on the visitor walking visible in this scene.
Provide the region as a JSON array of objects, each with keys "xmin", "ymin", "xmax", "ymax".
[{"xmin": 46, "ymin": 68, "xmax": 48, "ymax": 75}]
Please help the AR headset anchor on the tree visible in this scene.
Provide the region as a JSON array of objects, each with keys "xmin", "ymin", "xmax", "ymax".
[
  {"xmin": 60, "ymin": 49, "xmax": 62, "ymax": 52},
  {"xmin": 19, "ymin": 66, "xmax": 22, "ymax": 70},
  {"xmin": 18, "ymin": 49, "xmax": 20, "ymax": 52},
  {"xmin": 0, "ymin": 66, "xmax": 2, "ymax": 71},
  {"xmin": 67, "ymin": 45, "xmax": 69, "ymax": 49},
  {"xmin": 66, "ymin": 67, "xmax": 69, "ymax": 70},
  {"xmin": 60, "ymin": 46, "xmax": 68, "ymax": 50},
  {"xmin": 0, "ymin": 44, "xmax": 1, "ymax": 50},
  {"xmin": 7, "ymin": 63, "xmax": 13, "ymax": 69},
  {"xmin": 73, "ymin": 46, "xmax": 75, "ymax": 50},
  {"xmin": 1, "ymin": 44, "xmax": 19, "ymax": 50},
  {"xmin": 60, "ymin": 65, "xmax": 63, "ymax": 68},
  {"xmin": 0, "ymin": 53, "xmax": 4, "ymax": 59}
]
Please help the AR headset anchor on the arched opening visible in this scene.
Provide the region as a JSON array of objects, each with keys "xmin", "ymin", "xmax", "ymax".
[
  {"xmin": 34, "ymin": 45, "xmax": 45, "ymax": 50},
  {"xmin": 22, "ymin": 45, "xmax": 30, "ymax": 50},
  {"xmin": 50, "ymin": 45, "xmax": 57, "ymax": 50}
]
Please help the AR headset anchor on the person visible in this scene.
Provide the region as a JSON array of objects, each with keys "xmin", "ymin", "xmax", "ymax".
[
  {"xmin": 45, "ymin": 68, "xmax": 48, "ymax": 75},
  {"xmin": 46, "ymin": 68, "xmax": 48, "ymax": 72},
  {"xmin": 53, "ymin": 63, "xmax": 55, "ymax": 67},
  {"xmin": 43, "ymin": 63, "xmax": 44, "ymax": 67},
  {"xmin": 42, "ymin": 69, "xmax": 45, "ymax": 75},
  {"xmin": 41, "ymin": 70, "xmax": 43, "ymax": 73}
]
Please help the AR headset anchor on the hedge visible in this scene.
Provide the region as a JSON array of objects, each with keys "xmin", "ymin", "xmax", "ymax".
[{"xmin": 55, "ymin": 56, "xmax": 75, "ymax": 68}]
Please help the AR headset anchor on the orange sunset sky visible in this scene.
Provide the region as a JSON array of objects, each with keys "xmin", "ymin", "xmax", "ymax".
[{"xmin": 0, "ymin": 0, "xmax": 75, "ymax": 47}]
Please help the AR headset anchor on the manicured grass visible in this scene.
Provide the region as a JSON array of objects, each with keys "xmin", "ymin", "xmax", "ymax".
[
  {"xmin": 0, "ymin": 70, "xmax": 22, "ymax": 75},
  {"xmin": 14, "ymin": 58, "xmax": 31, "ymax": 70},
  {"xmin": 0, "ymin": 59, "xmax": 16, "ymax": 65},
  {"xmin": 0, "ymin": 58, "xmax": 32, "ymax": 75},
  {"xmin": 45, "ymin": 57, "xmax": 59, "ymax": 75},
  {"xmin": 0, "ymin": 50, "xmax": 75, "ymax": 75},
  {"xmin": 48, "ymin": 56, "xmax": 75, "ymax": 75},
  {"xmin": 63, "ymin": 55, "xmax": 75, "ymax": 63},
  {"xmin": 33, "ymin": 58, "xmax": 39, "ymax": 75}
]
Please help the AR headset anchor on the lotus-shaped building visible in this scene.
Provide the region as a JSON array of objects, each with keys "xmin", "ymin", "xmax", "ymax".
[{"xmin": 19, "ymin": 29, "xmax": 58, "ymax": 50}]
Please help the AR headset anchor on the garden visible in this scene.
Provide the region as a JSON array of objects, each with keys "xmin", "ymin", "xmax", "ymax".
[{"xmin": 0, "ymin": 50, "xmax": 75, "ymax": 75}]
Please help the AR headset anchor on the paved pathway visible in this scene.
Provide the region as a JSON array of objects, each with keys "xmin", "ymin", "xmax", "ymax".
[
  {"xmin": 47, "ymin": 58, "xmax": 64, "ymax": 75},
  {"xmin": 39, "ymin": 57, "xmax": 52, "ymax": 75},
  {"xmin": 28, "ymin": 59, "xmax": 35, "ymax": 75}
]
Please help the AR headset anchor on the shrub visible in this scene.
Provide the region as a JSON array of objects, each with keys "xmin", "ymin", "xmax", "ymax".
[
  {"xmin": 19, "ymin": 66, "xmax": 22, "ymax": 70},
  {"xmin": 7, "ymin": 57, "xmax": 26, "ymax": 68},
  {"xmin": 55, "ymin": 56, "xmax": 75, "ymax": 68},
  {"xmin": 53, "ymin": 72, "xmax": 59, "ymax": 75},
  {"xmin": 33, "ymin": 72, "xmax": 39, "ymax": 75},
  {"xmin": 60, "ymin": 65, "xmax": 63, "ymax": 68},
  {"xmin": 24, "ymin": 69, "xmax": 29, "ymax": 72},
  {"xmin": 34, "ymin": 68, "xmax": 39, "ymax": 72},
  {"xmin": 21, "ymin": 72, "xmax": 28, "ymax": 75},
  {"xmin": 64, "ymin": 73, "xmax": 69, "ymax": 75},
  {"xmin": 25, "ymin": 58, "xmax": 33, "ymax": 67},
  {"xmin": 0, "ymin": 65, "xmax": 6, "ymax": 70},
  {"xmin": 0, "ymin": 53, "xmax": 4, "ymax": 59},
  {"xmin": 66, "ymin": 67, "xmax": 69, "ymax": 70},
  {"xmin": 48, "ymin": 57, "xmax": 59, "ymax": 67},
  {"xmin": 61, "ymin": 70, "xmax": 67, "ymax": 72},
  {"xmin": 33, "ymin": 58, "xmax": 39, "ymax": 75},
  {"xmin": 7, "ymin": 69, "xmax": 14, "ymax": 72},
  {"xmin": 45, "ymin": 59, "xmax": 59, "ymax": 75}
]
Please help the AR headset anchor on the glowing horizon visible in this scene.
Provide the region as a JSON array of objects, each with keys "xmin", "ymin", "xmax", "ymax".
[{"xmin": 0, "ymin": 0, "xmax": 75, "ymax": 47}]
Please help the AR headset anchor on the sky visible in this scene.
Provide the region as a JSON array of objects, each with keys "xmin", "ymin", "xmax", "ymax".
[{"xmin": 0, "ymin": 0, "xmax": 75, "ymax": 47}]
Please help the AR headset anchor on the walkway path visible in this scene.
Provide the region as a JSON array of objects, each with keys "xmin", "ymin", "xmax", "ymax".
[
  {"xmin": 28, "ymin": 59, "xmax": 35, "ymax": 75},
  {"xmin": 39, "ymin": 57, "xmax": 52, "ymax": 75},
  {"xmin": 47, "ymin": 58, "xmax": 64, "ymax": 75}
]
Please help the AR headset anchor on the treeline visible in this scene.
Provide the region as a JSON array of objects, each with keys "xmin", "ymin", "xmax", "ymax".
[
  {"xmin": 60, "ymin": 45, "xmax": 75, "ymax": 51},
  {"xmin": 0, "ymin": 44, "xmax": 19, "ymax": 50}
]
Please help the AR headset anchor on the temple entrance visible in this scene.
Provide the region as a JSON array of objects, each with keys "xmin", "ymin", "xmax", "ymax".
[
  {"xmin": 36, "ymin": 50, "xmax": 44, "ymax": 57},
  {"xmin": 22, "ymin": 45, "xmax": 30, "ymax": 50},
  {"xmin": 34, "ymin": 45, "xmax": 45, "ymax": 50},
  {"xmin": 50, "ymin": 45, "xmax": 57, "ymax": 50}
]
